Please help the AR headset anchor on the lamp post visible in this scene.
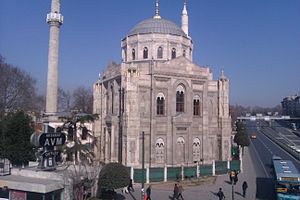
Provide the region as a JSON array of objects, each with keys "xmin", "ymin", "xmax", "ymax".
[
  {"xmin": 232, "ymin": 180, "xmax": 234, "ymax": 200},
  {"xmin": 141, "ymin": 131, "xmax": 145, "ymax": 200}
]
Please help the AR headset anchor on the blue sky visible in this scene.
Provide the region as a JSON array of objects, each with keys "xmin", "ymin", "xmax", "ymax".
[{"xmin": 0, "ymin": 0, "xmax": 299, "ymax": 107}]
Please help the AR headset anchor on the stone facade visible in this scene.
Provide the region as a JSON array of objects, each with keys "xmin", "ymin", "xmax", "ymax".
[{"xmin": 93, "ymin": 3, "xmax": 231, "ymax": 168}]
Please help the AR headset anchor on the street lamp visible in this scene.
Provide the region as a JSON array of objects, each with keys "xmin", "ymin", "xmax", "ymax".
[{"xmin": 141, "ymin": 131, "xmax": 145, "ymax": 200}]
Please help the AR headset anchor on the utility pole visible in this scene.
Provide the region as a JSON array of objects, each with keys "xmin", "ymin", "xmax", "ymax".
[
  {"xmin": 232, "ymin": 181, "xmax": 234, "ymax": 200},
  {"xmin": 141, "ymin": 131, "xmax": 145, "ymax": 200}
]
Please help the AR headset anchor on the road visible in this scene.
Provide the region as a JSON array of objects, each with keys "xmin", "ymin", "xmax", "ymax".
[{"xmin": 246, "ymin": 120, "xmax": 300, "ymax": 199}]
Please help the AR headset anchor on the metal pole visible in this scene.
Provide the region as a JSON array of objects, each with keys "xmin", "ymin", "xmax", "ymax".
[
  {"xmin": 141, "ymin": 131, "xmax": 145, "ymax": 200},
  {"xmin": 232, "ymin": 181, "xmax": 234, "ymax": 200}
]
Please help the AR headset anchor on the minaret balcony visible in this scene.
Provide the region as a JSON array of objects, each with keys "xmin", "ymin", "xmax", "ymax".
[{"xmin": 46, "ymin": 12, "xmax": 63, "ymax": 24}]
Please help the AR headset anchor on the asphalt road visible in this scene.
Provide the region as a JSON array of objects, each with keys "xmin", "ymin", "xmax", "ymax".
[{"xmin": 245, "ymin": 120, "xmax": 300, "ymax": 199}]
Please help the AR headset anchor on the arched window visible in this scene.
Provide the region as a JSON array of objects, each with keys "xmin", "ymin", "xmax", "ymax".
[
  {"xmin": 183, "ymin": 49, "xmax": 186, "ymax": 57},
  {"xmin": 193, "ymin": 138, "xmax": 201, "ymax": 162},
  {"xmin": 132, "ymin": 49, "xmax": 136, "ymax": 60},
  {"xmin": 143, "ymin": 47, "xmax": 148, "ymax": 59},
  {"xmin": 176, "ymin": 85, "xmax": 185, "ymax": 112},
  {"xmin": 193, "ymin": 95, "xmax": 201, "ymax": 116},
  {"xmin": 171, "ymin": 48, "xmax": 176, "ymax": 59},
  {"xmin": 111, "ymin": 82, "xmax": 114, "ymax": 114},
  {"xmin": 156, "ymin": 93, "xmax": 165, "ymax": 115},
  {"xmin": 157, "ymin": 46, "xmax": 163, "ymax": 59},
  {"xmin": 155, "ymin": 138, "xmax": 165, "ymax": 163},
  {"xmin": 123, "ymin": 48, "xmax": 127, "ymax": 62}
]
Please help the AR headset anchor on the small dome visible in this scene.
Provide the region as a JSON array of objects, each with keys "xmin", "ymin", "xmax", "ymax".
[{"xmin": 127, "ymin": 18, "xmax": 186, "ymax": 37}]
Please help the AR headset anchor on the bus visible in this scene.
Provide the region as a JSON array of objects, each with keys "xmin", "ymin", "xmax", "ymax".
[
  {"xmin": 291, "ymin": 123, "xmax": 297, "ymax": 131},
  {"xmin": 272, "ymin": 156, "xmax": 300, "ymax": 199}
]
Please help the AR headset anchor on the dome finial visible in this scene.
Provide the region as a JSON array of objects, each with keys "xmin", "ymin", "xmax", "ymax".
[{"xmin": 153, "ymin": 0, "xmax": 161, "ymax": 19}]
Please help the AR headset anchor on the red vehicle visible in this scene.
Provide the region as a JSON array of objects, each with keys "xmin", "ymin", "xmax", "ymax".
[{"xmin": 250, "ymin": 132, "xmax": 257, "ymax": 139}]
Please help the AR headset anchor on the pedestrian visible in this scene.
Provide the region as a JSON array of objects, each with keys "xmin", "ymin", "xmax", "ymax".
[
  {"xmin": 177, "ymin": 184, "xmax": 184, "ymax": 200},
  {"xmin": 146, "ymin": 185, "xmax": 151, "ymax": 200},
  {"xmin": 234, "ymin": 174, "xmax": 238, "ymax": 185},
  {"xmin": 229, "ymin": 171, "xmax": 234, "ymax": 184},
  {"xmin": 217, "ymin": 188, "xmax": 225, "ymax": 200},
  {"xmin": 173, "ymin": 183, "xmax": 179, "ymax": 199},
  {"xmin": 242, "ymin": 181, "xmax": 248, "ymax": 198},
  {"xmin": 121, "ymin": 186, "xmax": 128, "ymax": 194},
  {"xmin": 127, "ymin": 179, "xmax": 134, "ymax": 192}
]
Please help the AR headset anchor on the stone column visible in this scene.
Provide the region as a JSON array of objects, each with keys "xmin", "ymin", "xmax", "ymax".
[
  {"xmin": 164, "ymin": 164, "xmax": 167, "ymax": 182},
  {"xmin": 146, "ymin": 167, "xmax": 150, "ymax": 184},
  {"xmin": 196, "ymin": 162, "xmax": 200, "ymax": 178},
  {"xmin": 212, "ymin": 160, "xmax": 216, "ymax": 176},
  {"xmin": 111, "ymin": 125, "xmax": 115, "ymax": 161}
]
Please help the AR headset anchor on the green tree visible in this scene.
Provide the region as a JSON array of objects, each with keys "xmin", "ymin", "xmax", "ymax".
[
  {"xmin": 0, "ymin": 111, "xmax": 35, "ymax": 166},
  {"xmin": 58, "ymin": 112, "xmax": 97, "ymax": 164},
  {"xmin": 234, "ymin": 121, "xmax": 250, "ymax": 155},
  {"xmin": 98, "ymin": 162, "xmax": 130, "ymax": 190}
]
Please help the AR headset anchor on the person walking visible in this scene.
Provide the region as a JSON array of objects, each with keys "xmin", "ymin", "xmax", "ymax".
[
  {"xmin": 242, "ymin": 181, "xmax": 248, "ymax": 198},
  {"xmin": 127, "ymin": 179, "xmax": 134, "ymax": 192},
  {"xmin": 173, "ymin": 183, "xmax": 179, "ymax": 199},
  {"xmin": 234, "ymin": 170, "xmax": 239, "ymax": 185},
  {"xmin": 217, "ymin": 188, "xmax": 225, "ymax": 200},
  {"xmin": 177, "ymin": 184, "xmax": 184, "ymax": 200},
  {"xmin": 146, "ymin": 185, "xmax": 151, "ymax": 200},
  {"xmin": 229, "ymin": 170, "xmax": 236, "ymax": 184}
]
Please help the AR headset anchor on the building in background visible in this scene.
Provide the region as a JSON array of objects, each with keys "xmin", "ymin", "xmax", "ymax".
[
  {"xmin": 281, "ymin": 95, "xmax": 300, "ymax": 117},
  {"xmin": 93, "ymin": 0, "xmax": 232, "ymax": 168}
]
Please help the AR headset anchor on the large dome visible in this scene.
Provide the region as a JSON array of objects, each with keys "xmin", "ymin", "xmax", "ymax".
[{"xmin": 127, "ymin": 18, "xmax": 186, "ymax": 37}]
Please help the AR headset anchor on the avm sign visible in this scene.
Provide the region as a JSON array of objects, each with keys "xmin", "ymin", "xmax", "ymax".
[{"xmin": 39, "ymin": 133, "xmax": 66, "ymax": 147}]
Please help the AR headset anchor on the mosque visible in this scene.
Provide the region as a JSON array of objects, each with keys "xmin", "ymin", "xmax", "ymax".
[{"xmin": 93, "ymin": 0, "xmax": 232, "ymax": 168}]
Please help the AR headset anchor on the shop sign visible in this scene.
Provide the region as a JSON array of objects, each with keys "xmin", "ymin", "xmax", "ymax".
[{"xmin": 39, "ymin": 133, "xmax": 66, "ymax": 147}]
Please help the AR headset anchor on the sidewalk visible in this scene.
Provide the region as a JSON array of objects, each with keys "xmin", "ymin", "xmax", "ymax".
[{"xmin": 117, "ymin": 147, "xmax": 257, "ymax": 200}]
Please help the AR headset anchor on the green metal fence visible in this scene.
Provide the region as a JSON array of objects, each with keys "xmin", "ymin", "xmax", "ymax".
[
  {"xmin": 199, "ymin": 164, "xmax": 212, "ymax": 176},
  {"xmin": 184, "ymin": 166, "xmax": 197, "ymax": 178},
  {"xmin": 149, "ymin": 167, "xmax": 164, "ymax": 182},
  {"xmin": 134, "ymin": 168, "xmax": 146, "ymax": 183},
  {"xmin": 167, "ymin": 167, "xmax": 181, "ymax": 181},
  {"xmin": 230, "ymin": 160, "xmax": 240, "ymax": 172},
  {"xmin": 131, "ymin": 160, "xmax": 240, "ymax": 183},
  {"xmin": 215, "ymin": 161, "xmax": 228, "ymax": 175}
]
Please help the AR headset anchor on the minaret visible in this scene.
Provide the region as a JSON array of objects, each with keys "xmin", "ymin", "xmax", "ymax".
[
  {"xmin": 45, "ymin": 0, "xmax": 63, "ymax": 115},
  {"xmin": 153, "ymin": 0, "xmax": 161, "ymax": 19},
  {"xmin": 181, "ymin": 0, "xmax": 189, "ymax": 36}
]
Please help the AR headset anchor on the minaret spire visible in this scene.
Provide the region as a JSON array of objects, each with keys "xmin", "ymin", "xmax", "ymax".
[
  {"xmin": 45, "ymin": 0, "xmax": 63, "ymax": 116},
  {"xmin": 153, "ymin": 0, "xmax": 161, "ymax": 19},
  {"xmin": 181, "ymin": 0, "xmax": 189, "ymax": 35}
]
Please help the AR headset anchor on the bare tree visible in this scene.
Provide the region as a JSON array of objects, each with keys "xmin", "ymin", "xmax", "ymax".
[
  {"xmin": 58, "ymin": 87, "xmax": 71, "ymax": 112},
  {"xmin": 0, "ymin": 55, "xmax": 40, "ymax": 118},
  {"xmin": 72, "ymin": 87, "xmax": 93, "ymax": 114},
  {"xmin": 64, "ymin": 161, "xmax": 102, "ymax": 200}
]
